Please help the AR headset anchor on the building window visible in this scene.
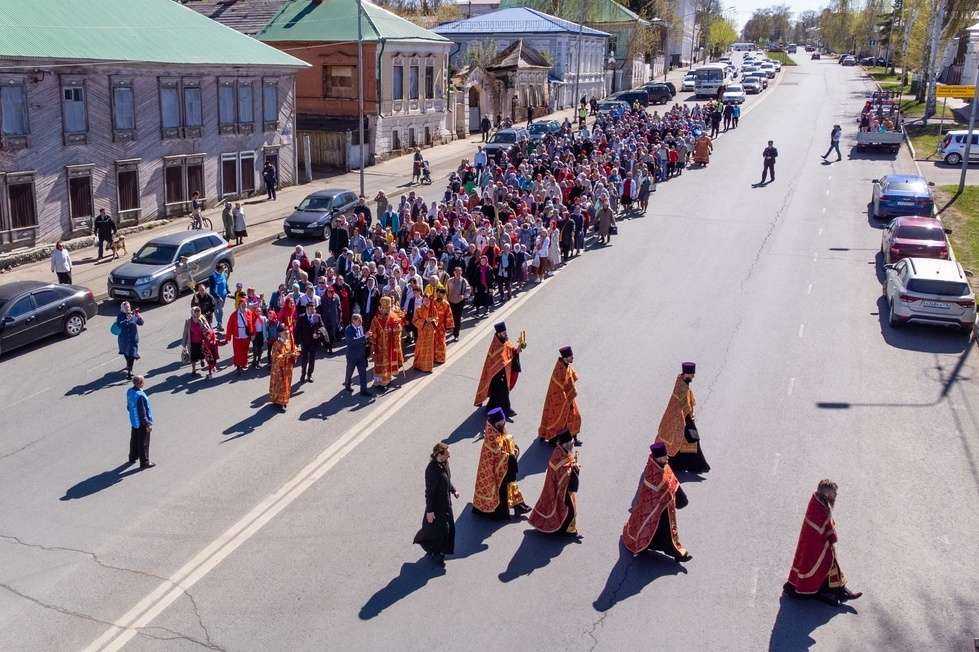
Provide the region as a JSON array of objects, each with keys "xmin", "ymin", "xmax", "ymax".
[
  {"xmin": 112, "ymin": 85, "xmax": 134, "ymax": 131},
  {"xmin": 392, "ymin": 130, "xmax": 400, "ymax": 150},
  {"xmin": 115, "ymin": 160, "xmax": 141, "ymax": 222},
  {"xmin": 324, "ymin": 66, "xmax": 354, "ymax": 99},
  {"xmin": 393, "ymin": 65, "xmax": 404, "ymax": 101},
  {"xmin": 425, "ymin": 65, "xmax": 434, "ymax": 99},
  {"xmin": 62, "ymin": 84, "xmax": 87, "ymax": 142},
  {"xmin": 218, "ymin": 82, "xmax": 236, "ymax": 128},
  {"xmin": 409, "ymin": 66, "xmax": 419, "ymax": 100},
  {"xmin": 221, "ymin": 154, "xmax": 238, "ymax": 197},
  {"xmin": 240, "ymin": 152, "xmax": 256, "ymax": 195},
  {"xmin": 1, "ymin": 82, "xmax": 29, "ymax": 136},
  {"xmin": 425, "ymin": 126, "xmax": 431, "ymax": 145},
  {"xmin": 187, "ymin": 162, "xmax": 205, "ymax": 199},
  {"xmin": 160, "ymin": 80, "xmax": 181, "ymax": 136},
  {"xmin": 238, "ymin": 82, "xmax": 254, "ymax": 124},
  {"xmin": 7, "ymin": 176, "xmax": 37, "ymax": 230},
  {"xmin": 163, "ymin": 155, "xmax": 205, "ymax": 208},
  {"xmin": 263, "ymin": 79, "xmax": 278, "ymax": 131},
  {"xmin": 165, "ymin": 165, "xmax": 184, "ymax": 205},
  {"xmin": 408, "ymin": 127, "xmax": 416, "ymax": 147},
  {"xmin": 184, "ymin": 85, "xmax": 203, "ymax": 128},
  {"xmin": 67, "ymin": 167, "xmax": 95, "ymax": 229}
]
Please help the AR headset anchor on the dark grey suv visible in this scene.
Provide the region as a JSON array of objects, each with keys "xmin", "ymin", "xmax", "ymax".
[
  {"xmin": 283, "ymin": 189, "xmax": 359, "ymax": 240},
  {"xmin": 108, "ymin": 232, "xmax": 234, "ymax": 304}
]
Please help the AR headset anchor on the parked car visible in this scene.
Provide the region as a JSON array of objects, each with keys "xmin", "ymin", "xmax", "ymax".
[
  {"xmin": 722, "ymin": 83, "xmax": 746, "ymax": 104},
  {"xmin": 759, "ymin": 62, "xmax": 777, "ymax": 78},
  {"xmin": 883, "ymin": 257, "xmax": 976, "ymax": 332},
  {"xmin": 528, "ymin": 120, "xmax": 561, "ymax": 142},
  {"xmin": 880, "ymin": 216, "xmax": 949, "ymax": 263},
  {"xmin": 640, "ymin": 83, "xmax": 672, "ymax": 104},
  {"xmin": 842, "ymin": 55, "xmax": 857, "ymax": 66},
  {"xmin": 283, "ymin": 189, "xmax": 359, "ymax": 240},
  {"xmin": 0, "ymin": 281, "xmax": 97, "ymax": 356},
  {"xmin": 939, "ymin": 129, "xmax": 979, "ymax": 165},
  {"xmin": 743, "ymin": 73, "xmax": 767, "ymax": 89},
  {"xmin": 610, "ymin": 89, "xmax": 651, "ymax": 107},
  {"xmin": 483, "ymin": 127, "xmax": 530, "ymax": 158},
  {"xmin": 811, "ymin": 52, "xmax": 821, "ymax": 60},
  {"xmin": 662, "ymin": 81, "xmax": 677, "ymax": 96},
  {"xmin": 742, "ymin": 77, "xmax": 763, "ymax": 94},
  {"xmin": 681, "ymin": 73, "xmax": 696, "ymax": 91},
  {"xmin": 787, "ymin": 44, "xmax": 797, "ymax": 53},
  {"xmin": 838, "ymin": 53, "xmax": 850, "ymax": 63},
  {"xmin": 859, "ymin": 56, "xmax": 876, "ymax": 66},
  {"xmin": 870, "ymin": 175, "xmax": 934, "ymax": 220},
  {"xmin": 108, "ymin": 232, "xmax": 234, "ymax": 304},
  {"xmin": 596, "ymin": 99, "xmax": 629, "ymax": 116},
  {"xmin": 766, "ymin": 58, "xmax": 782, "ymax": 72}
]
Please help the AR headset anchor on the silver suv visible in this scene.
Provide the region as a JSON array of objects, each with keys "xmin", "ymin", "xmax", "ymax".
[
  {"xmin": 108, "ymin": 231, "xmax": 234, "ymax": 304},
  {"xmin": 883, "ymin": 257, "xmax": 976, "ymax": 332}
]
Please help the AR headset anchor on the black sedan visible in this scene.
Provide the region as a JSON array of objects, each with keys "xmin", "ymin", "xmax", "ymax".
[{"xmin": 0, "ymin": 281, "xmax": 97, "ymax": 356}]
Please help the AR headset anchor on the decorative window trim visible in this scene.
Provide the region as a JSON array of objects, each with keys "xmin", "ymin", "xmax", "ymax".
[
  {"xmin": 110, "ymin": 77, "xmax": 136, "ymax": 142},
  {"xmin": 237, "ymin": 79, "xmax": 255, "ymax": 135},
  {"xmin": 60, "ymin": 75, "xmax": 88, "ymax": 145},
  {"xmin": 182, "ymin": 77, "xmax": 203, "ymax": 138},
  {"xmin": 0, "ymin": 77, "xmax": 30, "ymax": 150},
  {"xmin": 65, "ymin": 163, "xmax": 95, "ymax": 233},
  {"xmin": 217, "ymin": 78, "xmax": 237, "ymax": 135},
  {"xmin": 2, "ymin": 171, "xmax": 38, "ymax": 240},
  {"xmin": 262, "ymin": 78, "xmax": 279, "ymax": 132},
  {"xmin": 114, "ymin": 159, "xmax": 142, "ymax": 224},
  {"xmin": 159, "ymin": 77, "xmax": 181, "ymax": 139}
]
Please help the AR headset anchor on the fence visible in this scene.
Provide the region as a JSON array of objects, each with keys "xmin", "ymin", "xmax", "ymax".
[{"xmin": 297, "ymin": 130, "xmax": 347, "ymax": 170}]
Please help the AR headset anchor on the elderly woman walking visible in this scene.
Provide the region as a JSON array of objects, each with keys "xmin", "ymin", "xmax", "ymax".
[
  {"xmin": 233, "ymin": 203, "xmax": 247, "ymax": 246},
  {"xmin": 596, "ymin": 197, "xmax": 615, "ymax": 246},
  {"xmin": 221, "ymin": 201, "xmax": 234, "ymax": 241},
  {"xmin": 182, "ymin": 306, "xmax": 211, "ymax": 376},
  {"xmin": 115, "ymin": 301, "xmax": 143, "ymax": 380}
]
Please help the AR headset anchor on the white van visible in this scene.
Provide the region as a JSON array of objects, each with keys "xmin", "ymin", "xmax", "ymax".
[{"xmin": 940, "ymin": 130, "xmax": 979, "ymax": 165}]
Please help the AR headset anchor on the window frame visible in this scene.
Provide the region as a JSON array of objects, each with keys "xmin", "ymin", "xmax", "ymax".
[
  {"xmin": 424, "ymin": 64, "xmax": 434, "ymax": 100},
  {"xmin": 0, "ymin": 78, "xmax": 30, "ymax": 150},
  {"xmin": 218, "ymin": 78, "xmax": 237, "ymax": 134},
  {"xmin": 5, "ymin": 172, "xmax": 38, "ymax": 234},
  {"xmin": 324, "ymin": 65, "xmax": 355, "ymax": 99},
  {"xmin": 408, "ymin": 65, "xmax": 419, "ymax": 101},
  {"xmin": 110, "ymin": 77, "xmax": 136, "ymax": 141},
  {"xmin": 221, "ymin": 152, "xmax": 240, "ymax": 198},
  {"xmin": 263, "ymin": 78, "xmax": 279, "ymax": 131},
  {"xmin": 115, "ymin": 159, "xmax": 142, "ymax": 224},
  {"xmin": 60, "ymin": 77, "xmax": 88, "ymax": 144},
  {"xmin": 392, "ymin": 64, "xmax": 404, "ymax": 102},
  {"xmin": 65, "ymin": 164, "xmax": 96, "ymax": 233},
  {"xmin": 163, "ymin": 154, "xmax": 207, "ymax": 212},
  {"xmin": 237, "ymin": 80, "xmax": 255, "ymax": 134},
  {"xmin": 182, "ymin": 77, "xmax": 203, "ymax": 137},
  {"xmin": 159, "ymin": 77, "xmax": 182, "ymax": 138},
  {"xmin": 239, "ymin": 151, "xmax": 256, "ymax": 196}
]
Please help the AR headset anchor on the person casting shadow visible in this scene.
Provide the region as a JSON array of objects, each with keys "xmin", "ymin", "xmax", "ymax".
[
  {"xmin": 768, "ymin": 593, "xmax": 856, "ymax": 651},
  {"xmin": 60, "ymin": 462, "xmax": 144, "ymax": 500},
  {"xmin": 593, "ymin": 544, "xmax": 689, "ymax": 612},
  {"xmin": 498, "ymin": 529, "xmax": 575, "ymax": 583},
  {"xmin": 358, "ymin": 557, "xmax": 446, "ymax": 620}
]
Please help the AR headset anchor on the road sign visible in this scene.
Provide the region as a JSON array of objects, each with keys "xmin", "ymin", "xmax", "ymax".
[{"xmin": 936, "ymin": 84, "xmax": 976, "ymax": 99}]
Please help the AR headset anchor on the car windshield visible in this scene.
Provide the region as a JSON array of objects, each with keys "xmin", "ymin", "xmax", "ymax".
[
  {"xmin": 297, "ymin": 196, "xmax": 334, "ymax": 211},
  {"xmin": 529, "ymin": 124, "xmax": 550, "ymax": 134},
  {"xmin": 895, "ymin": 226, "xmax": 944, "ymax": 240},
  {"xmin": 726, "ymin": 85, "xmax": 743, "ymax": 92},
  {"xmin": 132, "ymin": 243, "xmax": 178, "ymax": 265},
  {"xmin": 490, "ymin": 132, "xmax": 516, "ymax": 144},
  {"xmin": 886, "ymin": 181, "xmax": 928, "ymax": 194},
  {"xmin": 907, "ymin": 279, "xmax": 969, "ymax": 296}
]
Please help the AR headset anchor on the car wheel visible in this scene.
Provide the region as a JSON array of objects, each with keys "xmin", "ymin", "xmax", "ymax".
[
  {"xmin": 945, "ymin": 153, "xmax": 962, "ymax": 165},
  {"xmin": 869, "ymin": 200, "xmax": 877, "ymax": 220},
  {"xmin": 322, "ymin": 224, "xmax": 331, "ymax": 241},
  {"xmin": 159, "ymin": 281, "xmax": 178, "ymax": 305},
  {"xmin": 888, "ymin": 300, "xmax": 902, "ymax": 328},
  {"xmin": 64, "ymin": 312, "xmax": 86, "ymax": 338}
]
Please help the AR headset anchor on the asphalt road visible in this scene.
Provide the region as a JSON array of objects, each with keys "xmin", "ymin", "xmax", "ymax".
[{"xmin": 1, "ymin": 55, "xmax": 978, "ymax": 652}]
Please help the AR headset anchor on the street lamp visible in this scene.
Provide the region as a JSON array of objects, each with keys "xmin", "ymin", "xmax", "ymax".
[{"xmin": 356, "ymin": 0, "xmax": 366, "ymax": 197}]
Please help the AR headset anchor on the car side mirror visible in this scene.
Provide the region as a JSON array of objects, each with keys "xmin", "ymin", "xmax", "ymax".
[
  {"xmin": 871, "ymin": 179, "xmax": 879, "ymax": 183},
  {"xmin": 884, "ymin": 263, "xmax": 895, "ymax": 270},
  {"xmin": 295, "ymin": 206, "xmax": 300, "ymax": 210},
  {"xmin": 944, "ymin": 227, "xmax": 953, "ymax": 235},
  {"xmin": 965, "ymin": 269, "xmax": 975, "ymax": 278},
  {"xmin": 928, "ymin": 182, "xmax": 935, "ymax": 187}
]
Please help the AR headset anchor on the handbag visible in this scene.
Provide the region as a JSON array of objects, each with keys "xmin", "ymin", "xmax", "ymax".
[
  {"xmin": 609, "ymin": 225, "xmax": 619, "ymax": 235},
  {"xmin": 110, "ymin": 322, "xmax": 121, "ymax": 336},
  {"xmin": 684, "ymin": 415, "xmax": 700, "ymax": 443}
]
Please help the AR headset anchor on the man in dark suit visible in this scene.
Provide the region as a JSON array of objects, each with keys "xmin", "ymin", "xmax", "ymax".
[
  {"xmin": 263, "ymin": 161, "xmax": 277, "ymax": 200},
  {"xmin": 294, "ymin": 302, "xmax": 322, "ymax": 383},
  {"xmin": 344, "ymin": 313, "xmax": 371, "ymax": 397}
]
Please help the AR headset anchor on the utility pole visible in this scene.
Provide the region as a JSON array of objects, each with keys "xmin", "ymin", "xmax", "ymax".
[
  {"xmin": 356, "ymin": 0, "xmax": 366, "ymax": 196},
  {"xmin": 922, "ymin": 0, "xmax": 947, "ymax": 123},
  {"xmin": 572, "ymin": 0, "xmax": 585, "ymax": 110},
  {"xmin": 957, "ymin": 70, "xmax": 977, "ymax": 195}
]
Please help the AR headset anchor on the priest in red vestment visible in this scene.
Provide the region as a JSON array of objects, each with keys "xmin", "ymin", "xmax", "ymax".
[
  {"xmin": 621, "ymin": 442, "xmax": 691, "ymax": 561},
  {"xmin": 654, "ymin": 361, "xmax": 710, "ymax": 473},
  {"xmin": 784, "ymin": 480, "xmax": 862, "ymax": 605},
  {"xmin": 474, "ymin": 322, "xmax": 524, "ymax": 417},
  {"xmin": 225, "ymin": 299, "xmax": 256, "ymax": 373},
  {"xmin": 538, "ymin": 346, "xmax": 581, "ymax": 444},
  {"xmin": 528, "ymin": 431, "xmax": 581, "ymax": 540},
  {"xmin": 472, "ymin": 407, "xmax": 531, "ymax": 520}
]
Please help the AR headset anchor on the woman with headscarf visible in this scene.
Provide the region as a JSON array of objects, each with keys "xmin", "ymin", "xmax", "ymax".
[
  {"xmin": 413, "ymin": 442, "xmax": 458, "ymax": 567},
  {"xmin": 225, "ymin": 298, "xmax": 256, "ymax": 373},
  {"xmin": 268, "ymin": 325, "xmax": 298, "ymax": 411},
  {"xmin": 116, "ymin": 301, "xmax": 143, "ymax": 380}
]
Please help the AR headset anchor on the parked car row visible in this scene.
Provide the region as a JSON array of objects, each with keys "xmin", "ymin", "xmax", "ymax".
[{"xmin": 870, "ymin": 174, "xmax": 976, "ymax": 332}]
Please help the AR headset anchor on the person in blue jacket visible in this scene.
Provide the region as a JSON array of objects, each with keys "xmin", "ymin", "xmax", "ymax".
[
  {"xmin": 116, "ymin": 301, "xmax": 143, "ymax": 380},
  {"xmin": 126, "ymin": 375, "xmax": 154, "ymax": 469}
]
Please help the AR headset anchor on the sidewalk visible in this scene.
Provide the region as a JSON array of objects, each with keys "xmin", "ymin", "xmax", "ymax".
[{"xmin": 2, "ymin": 67, "xmax": 693, "ymax": 300}]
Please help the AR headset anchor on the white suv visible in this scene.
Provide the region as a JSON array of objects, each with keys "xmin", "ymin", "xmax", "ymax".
[
  {"xmin": 884, "ymin": 257, "xmax": 976, "ymax": 332},
  {"xmin": 939, "ymin": 130, "xmax": 978, "ymax": 166}
]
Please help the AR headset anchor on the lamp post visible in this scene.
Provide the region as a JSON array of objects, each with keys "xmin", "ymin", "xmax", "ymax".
[
  {"xmin": 572, "ymin": 0, "xmax": 585, "ymax": 110},
  {"xmin": 356, "ymin": 0, "xmax": 366, "ymax": 197}
]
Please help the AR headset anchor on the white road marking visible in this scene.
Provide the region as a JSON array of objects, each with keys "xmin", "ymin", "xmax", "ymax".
[
  {"xmin": 787, "ymin": 377, "xmax": 795, "ymax": 396},
  {"xmin": 821, "ymin": 207, "xmax": 826, "ymax": 214},
  {"xmin": 807, "ymin": 283, "xmax": 813, "ymax": 295},
  {"xmin": 749, "ymin": 567, "xmax": 760, "ymax": 607},
  {"xmin": 772, "ymin": 453, "xmax": 781, "ymax": 475},
  {"xmin": 817, "ymin": 227, "xmax": 823, "ymax": 236},
  {"xmin": 798, "ymin": 323, "xmax": 805, "ymax": 338},
  {"xmin": 84, "ymin": 268, "xmax": 551, "ymax": 652},
  {"xmin": 812, "ymin": 252, "xmax": 818, "ymax": 263},
  {"xmin": 5, "ymin": 387, "xmax": 51, "ymax": 410},
  {"xmin": 825, "ymin": 189, "xmax": 831, "ymax": 196},
  {"xmin": 827, "ymin": 176, "xmax": 832, "ymax": 181},
  {"xmin": 87, "ymin": 360, "xmax": 113, "ymax": 372}
]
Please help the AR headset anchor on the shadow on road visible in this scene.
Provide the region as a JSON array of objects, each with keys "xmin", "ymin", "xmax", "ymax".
[
  {"xmin": 498, "ymin": 529, "xmax": 577, "ymax": 583},
  {"xmin": 767, "ymin": 593, "xmax": 856, "ymax": 651},
  {"xmin": 442, "ymin": 408, "xmax": 486, "ymax": 444},
  {"xmin": 451, "ymin": 504, "xmax": 511, "ymax": 560},
  {"xmin": 299, "ymin": 388, "xmax": 370, "ymax": 421},
  {"xmin": 516, "ymin": 437, "xmax": 551, "ymax": 479},
  {"xmin": 222, "ymin": 404, "xmax": 282, "ymax": 442},
  {"xmin": 358, "ymin": 557, "xmax": 446, "ymax": 620},
  {"xmin": 593, "ymin": 544, "xmax": 688, "ymax": 612},
  {"xmin": 60, "ymin": 462, "xmax": 144, "ymax": 500},
  {"xmin": 64, "ymin": 369, "xmax": 129, "ymax": 397},
  {"xmin": 875, "ymin": 296, "xmax": 973, "ymax": 353}
]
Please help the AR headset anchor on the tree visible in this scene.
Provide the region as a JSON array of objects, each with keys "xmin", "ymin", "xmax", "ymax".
[
  {"xmin": 707, "ymin": 17, "xmax": 738, "ymax": 56},
  {"xmin": 791, "ymin": 10, "xmax": 820, "ymax": 44}
]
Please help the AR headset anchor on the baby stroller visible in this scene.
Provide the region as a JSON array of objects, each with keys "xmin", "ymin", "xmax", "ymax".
[{"xmin": 420, "ymin": 160, "xmax": 432, "ymax": 185}]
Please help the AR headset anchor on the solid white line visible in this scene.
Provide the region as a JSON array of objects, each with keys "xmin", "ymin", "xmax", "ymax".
[
  {"xmin": 748, "ymin": 566, "xmax": 760, "ymax": 608},
  {"xmin": 807, "ymin": 283, "xmax": 813, "ymax": 295},
  {"xmin": 817, "ymin": 227, "xmax": 823, "ymax": 236},
  {"xmin": 85, "ymin": 271, "xmax": 551, "ymax": 652},
  {"xmin": 787, "ymin": 377, "xmax": 795, "ymax": 396},
  {"xmin": 772, "ymin": 453, "xmax": 781, "ymax": 476},
  {"xmin": 798, "ymin": 323, "xmax": 805, "ymax": 338},
  {"xmin": 812, "ymin": 252, "xmax": 818, "ymax": 262}
]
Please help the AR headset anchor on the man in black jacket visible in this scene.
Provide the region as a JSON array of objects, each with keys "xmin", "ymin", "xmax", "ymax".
[
  {"xmin": 761, "ymin": 140, "xmax": 778, "ymax": 184},
  {"xmin": 295, "ymin": 303, "xmax": 322, "ymax": 383},
  {"xmin": 344, "ymin": 313, "xmax": 371, "ymax": 396},
  {"xmin": 190, "ymin": 283, "xmax": 216, "ymax": 325},
  {"xmin": 263, "ymin": 161, "xmax": 277, "ymax": 200},
  {"xmin": 93, "ymin": 208, "xmax": 117, "ymax": 260}
]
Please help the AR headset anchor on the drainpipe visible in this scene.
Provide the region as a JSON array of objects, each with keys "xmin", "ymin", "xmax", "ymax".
[{"xmin": 376, "ymin": 38, "xmax": 386, "ymax": 162}]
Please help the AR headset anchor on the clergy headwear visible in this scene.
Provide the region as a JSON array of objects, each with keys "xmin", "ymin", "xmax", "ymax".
[
  {"xmin": 487, "ymin": 407, "xmax": 506, "ymax": 424},
  {"xmin": 494, "ymin": 322, "xmax": 507, "ymax": 333},
  {"xmin": 559, "ymin": 346, "xmax": 573, "ymax": 358},
  {"xmin": 681, "ymin": 362, "xmax": 696, "ymax": 374},
  {"xmin": 650, "ymin": 442, "xmax": 668, "ymax": 458}
]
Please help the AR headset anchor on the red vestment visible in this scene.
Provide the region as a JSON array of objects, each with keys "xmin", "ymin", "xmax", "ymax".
[
  {"xmin": 473, "ymin": 336, "xmax": 520, "ymax": 406},
  {"xmin": 538, "ymin": 359, "xmax": 581, "ymax": 440},
  {"xmin": 621, "ymin": 454, "xmax": 687, "ymax": 556},
  {"xmin": 225, "ymin": 309, "xmax": 256, "ymax": 370},
  {"xmin": 786, "ymin": 494, "xmax": 844, "ymax": 595},
  {"xmin": 528, "ymin": 447, "xmax": 577, "ymax": 534}
]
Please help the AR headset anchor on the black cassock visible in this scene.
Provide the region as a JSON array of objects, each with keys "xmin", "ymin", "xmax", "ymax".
[
  {"xmin": 669, "ymin": 416, "xmax": 711, "ymax": 473},
  {"xmin": 414, "ymin": 460, "xmax": 456, "ymax": 555},
  {"xmin": 646, "ymin": 485, "xmax": 688, "ymax": 556},
  {"xmin": 486, "ymin": 351, "xmax": 521, "ymax": 414},
  {"xmin": 558, "ymin": 465, "xmax": 580, "ymax": 534}
]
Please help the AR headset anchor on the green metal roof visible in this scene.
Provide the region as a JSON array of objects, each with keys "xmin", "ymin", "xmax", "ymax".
[
  {"xmin": 257, "ymin": 0, "xmax": 451, "ymax": 44},
  {"xmin": 499, "ymin": 0, "xmax": 650, "ymax": 27},
  {"xmin": 0, "ymin": 0, "xmax": 307, "ymax": 67}
]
